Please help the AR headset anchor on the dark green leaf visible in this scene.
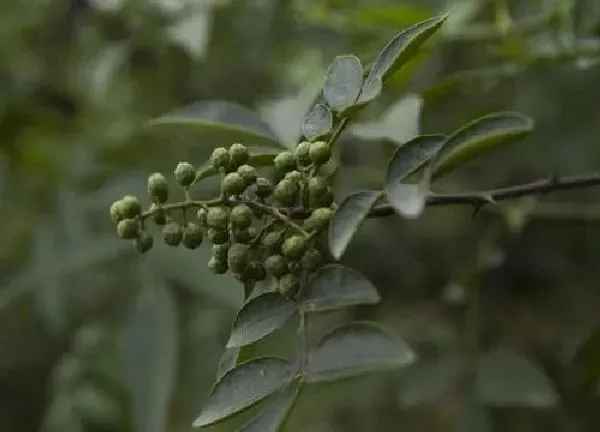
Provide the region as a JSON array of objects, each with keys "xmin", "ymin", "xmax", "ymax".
[
  {"xmin": 216, "ymin": 345, "xmax": 257, "ymax": 382},
  {"xmin": 329, "ymin": 190, "xmax": 381, "ymax": 261},
  {"xmin": 302, "ymin": 264, "xmax": 380, "ymax": 312},
  {"xmin": 303, "ymin": 104, "xmax": 333, "ymax": 141},
  {"xmin": 399, "ymin": 355, "xmax": 467, "ymax": 406},
  {"xmin": 475, "ymin": 347, "xmax": 559, "ymax": 407},
  {"xmin": 193, "ymin": 357, "xmax": 294, "ymax": 428},
  {"xmin": 386, "ymin": 135, "xmax": 446, "ymax": 183},
  {"xmin": 454, "ymin": 394, "xmax": 493, "ymax": 432},
  {"xmin": 227, "ymin": 293, "xmax": 297, "ymax": 348},
  {"xmin": 385, "ymin": 171, "xmax": 431, "ymax": 219},
  {"xmin": 323, "ymin": 55, "xmax": 363, "ymax": 112},
  {"xmin": 145, "ymin": 100, "xmax": 284, "ymax": 149},
  {"xmin": 432, "ymin": 112, "xmax": 535, "ymax": 179},
  {"xmin": 237, "ymin": 384, "xmax": 300, "ymax": 432},
  {"xmin": 305, "ymin": 323, "xmax": 416, "ymax": 383},
  {"xmin": 196, "ymin": 151, "xmax": 278, "ymax": 183},
  {"xmin": 124, "ymin": 277, "xmax": 178, "ymax": 432}
]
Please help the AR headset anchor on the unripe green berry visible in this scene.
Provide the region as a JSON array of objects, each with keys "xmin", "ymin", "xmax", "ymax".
[
  {"xmin": 196, "ymin": 208, "xmax": 207, "ymax": 226},
  {"xmin": 237, "ymin": 164, "xmax": 257, "ymax": 186},
  {"xmin": 134, "ymin": 231, "xmax": 154, "ymax": 253},
  {"xmin": 206, "ymin": 207, "xmax": 229, "ymax": 230},
  {"xmin": 117, "ymin": 218, "xmax": 139, "ymax": 240},
  {"xmin": 284, "ymin": 170, "xmax": 303, "ymax": 185},
  {"xmin": 212, "ymin": 243, "xmax": 230, "ymax": 262},
  {"xmin": 227, "ymin": 243, "xmax": 250, "ymax": 274},
  {"xmin": 278, "ymin": 273, "xmax": 300, "ymax": 297},
  {"xmin": 147, "ymin": 172, "xmax": 169, "ymax": 203},
  {"xmin": 231, "ymin": 227, "xmax": 256, "ymax": 244},
  {"xmin": 163, "ymin": 222, "xmax": 183, "ymax": 246},
  {"xmin": 222, "ymin": 172, "xmax": 246, "ymax": 196},
  {"xmin": 208, "ymin": 257, "xmax": 228, "ymax": 274},
  {"xmin": 274, "ymin": 151, "xmax": 297, "ymax": 173},
  {"xmin": 265, "ymin": 254, "xmax": 288, "ymax": 277},
  {"xmin": 254, "ymin": 177, "xmax": 273, "ymax": 199},
  {"xmin": 207, "ymin": 228, "xmax": 229, "ymax": 244},
  {"xmin": 230, "ymin": 204, "xmax": 253, "ymax": 228},
  {"xmin": 263, "ymin": 231, "xmax": 284, "ymax": 252},
  {"xmin": 174, "ymin": 161, "xmax": 196, "ymax": 187},
  {"xmin": 247, "ymin": 261, "xmax": 267, "ymax": 282},
  {"xmin": 211, "ymin": 147, "xmax": 230, "ymax": 170},
  {"xmin": 301, "ymin": 248, "xmax": 322, "ymax": 270},
  {"xmin": 295, "ymin": 141, "xmax": 312, "ymax": 167},
  {"xmin": 120, "ymin": 195, "xmax": 142, "ymax": 219},
  {"xmin": 183, "ymin": 222, "xmax": 203, "ymax": 249},
  {"xmin": 149, "ymin": 204, "xmax": 167, "ymax": 226},
  {"xmin": 303, "ymin": 207, "xmax": 333, "ymax": 232},
  {"xmin": 109, "ymin": 200, "xmax": 124, "ymax": 223},
  {"xmin": 229, "ymin": 143, "xmax": 250, "ymax": 168},
  {"xmin": 281, "ymin": 235, "xmax": 307, "ymax": 260},
  {"xmin": 309, "ymin": 141, "xmax": 331, "ymax": 165},
  {"xmin": 309, "ymin": 187, "xmax": 334, "ymax": 208},
  {"xmin": 308, "ymin": 176, "xmax": 328, "ymax": 197},
  {"xmin": 274, "ymin": 179, "xmax": 298, "ymax": 206}
]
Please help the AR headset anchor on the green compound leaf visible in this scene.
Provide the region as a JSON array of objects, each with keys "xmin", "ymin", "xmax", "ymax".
[
  {"xmin": 386, "ymin": 135, "xmax": 446, "ymax": 183},
  {"xmin": 359, "ymin": 14, "xmax": 447, "ymax": 103},
  {"xmin": 196, "ymin": 151, "xmax": 278, "ymax": 183},
  {"xmin": 475, "ymin": 347, "xmax": 559, "ymax": 407},
  {"xmin": 305, "ymin": 322, "xmax": 416, "ymax": 383},
  {"xmin": 227, "ymin": 293, "xmax": 297, "ymax": 348},
  {"xmin": 193, "ymin": 357, "xmax": 295, "ymax": 428},
  {"xmin": 328, "ymin": 190, "xmax": 381, "ymax": 261},
  {"xmin": 432, "ymin": 112, "xmax": 535, "ymax": 179},
  {"xmin": 146, "ymin": 100, "xmax": 285, "ymax": 149},
  {"xmin": 323, "ymin": 55, "xmax": 364, "ymax": 112},
  {"xmin": 399, "ymin": 355, "xmax": 468, "ymax": 407},
  {"xmin": 302, "ymin": 264, "xmax": 380, "ymax": 313},
  {"xmin": 236, "ymin": 384, "xmax": 301, "ymax": 432},
  {"xmin": 303, "ymin": 103, "xmax": 333, "ymax": 141}
]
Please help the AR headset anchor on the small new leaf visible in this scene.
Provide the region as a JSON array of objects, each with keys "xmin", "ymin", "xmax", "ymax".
[
  {"xmin": 475, "ymin": 347, "xmax": 559, "ymax": 407},
  {"xmin": 432, "ymin": 112, "xmax": 535, "ymax": 179},
  {"xmin": 323, "ymin": 55, "xmax": 364, "ymax": 112},
  {"xmin": 305, "ymin": 323, "xmax": 416, "ymax": 383},
  {"xmin": 193, "ymin": 357, "xmax": 294, "ymax": 428},
  {"xmin": 328, "ymin": 190, "xmax": 381, "ymax": 260},
  {"xmin": 227, "ymin": 293, "xmax": 297, "ymax": 348},
  {"xmin": 236, "ymin": 384, "xmax": 300, "ymax": 432},
  {"xmin": 386, "ymin": 135, "xmax": 446, "ymax": 183},
  {"xmin": 302, "ymin": 264, "xmax": 380, "ymax": 312},
  {"xmin": 303, "ymin": 104, "xmax": 333, "ymax": 141}
]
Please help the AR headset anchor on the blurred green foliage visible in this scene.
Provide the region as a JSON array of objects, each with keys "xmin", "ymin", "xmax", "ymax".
[{"xmin": 2, "ymin": 0, "xmax": 600, "ymax": 431}]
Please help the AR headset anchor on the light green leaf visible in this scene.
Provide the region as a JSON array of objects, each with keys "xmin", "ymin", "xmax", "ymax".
[
  {"xmin": 195, "ymin": 150, "xmax": 278, "ymax": 183},
  {"xmin": 432, "ymin": 112, "xmax": 535, "ymax": 179},
  {"xmin": 145, "ymin": 100, "xmax": 284, "ymax": 149},
  {"xmin": 302, "ymin": 264, "xmax": 380, "ymax": 312},
  {"xmin": 385, "ymin": 171, "xmax": 431, "ymax": 219},
  {"xmin": 328, "ymin": 190, "xmax": 381, "ymax": 261},
  {"xmin": 305, "ymin": 323, "xmax": 416, "ymax": 383},
  {"xmin": 237, "ymin": 384, "xmax": 301, "ymax": 432},
  {"xmin": 227, "ymin": 293, "xmax": 297, "ymax": 348},
  {"xmin": 193, "ymin": 357, "xmax": 294, "ymax": 428},
  {"xmin": 475, "ymin": 347, "xmax": 559, "ymax": 407},
  {"xmin": 386, "ymin": 135, "xmax": 446, "ymax": 183},
  {"xmin": 454, "ymin": 393, "xmax": 493, "ymax": 432},
  {"xmin": 355, "ymin": 75, "xmax": 382, "ymax": 105},
  {"xmin": 124, "ymin": 274, "xmax": 178, "ymax": 432},
  {"xmin": 323, "ymin": 55, "xmax": 364, "ymax": 112},
  {"xmin": 303, "ymin": 104, "xmax": 333, "ymax": 141},
  {"xmin": 399, "ymin": 355, "xmax": 467, "ymax": 406}
]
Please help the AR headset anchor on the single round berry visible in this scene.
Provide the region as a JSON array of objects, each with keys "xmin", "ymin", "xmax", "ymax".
[
  {"xmin": 117, "ymin": 219, "xmax": 139, "ymax": 240},
  {"xmin": 281, "ymin": 235, "xmax": 307, "ymax": 260},
  {"xmin": 263, "ymin": 231, "xmax": 284, "ymax": 252},
  {"xmin": 308, "ymin": 176, "xmax": 328, "ymax": 197},
  {"xmin": 265, "ymin": 254, "xmax": 288, "ymax": 277},
  {"xmin": 109, "ymin": 200, "xmax": 124, "ymax": 223},
  {"xmin": 227, "ymin": 243, "xmax": 250, "ymax": 274},
  {"xmin": 163, "ymin": 222, "xmax": 183, "ymax": 246},
  {"xmin": 183, "ymin": 222, "xmax": 203, "ymax": 249},
  {"xmin": 206, "ymin": 207, "xmax": 229, "ymax": 230},
  {"xmin": 309, "ymin": 187, "xmax": 334, "ymax": 208},
  {"xmin": 274, "ymin": 179, "xmax": 298, "ymax": 206},
  {"xmin": 309, "ymin": 141, "xmax": 331, "ymax": 165},
  {"xmin": 229, "ymin": 143, "xmax": 250, "ymax": 168},
  {"xmin": 301, "ymin": 248, "xmax": 322, "ymax": 270},
  {"xmin": 134, "ymin": 231, "xmax": 154, "ymax": 253},
  {"xmin": 278, "ymin": 273, "xmax": 300, "ymax": 297},
  {"xmin": 295, "ymin": 141, "xmax": 312, "ymax": 167},
  {"xmin": 147, "ymin": 172, "xmax": 169, "ymax": 203},
  {"xmin": 207, "ymin": 228, "xmax": 229, "ymax": 244},
  {"xmin": 274, "ymin": 151, "xmax": 297, "ymax": 173},
  {"xmin": 237, "ymin": 164, "xmax": 257, "ymax": 186},
  {"xmin": 211, "ymin": 147, "xmax": 230, "ymax": 170},
  {"xmin": 222, "ymin": 172, "xmax": 246, "ymax": 196},
  {"xmin": 231, "ymin": 227, "xmax": 256, "ymax": 244},
  {"xmin": 255, "ymin": 177, "xmax": 273, "ymax": 199},
  {"xmin": 196, "ymin": 208, "xmax": 207, "ymax": 226},
  {"xmin": 212, "ymin": 243, "xmax": 230, "ymax": 262},
  {"xmin": 208, "ymin": 257, "xmax": 228, "ymax": 274},
  {"xmin": 174, "ymin": 161, "xmax": 196, "ymax": 187},
  {"xmin": 303, "ymin": 207, "xmax": 333, "ymax": 232},
  {"xmin": 284, "ymin": 170, "xmax": 303, "ymax": 185},
  {"xmin": 120, "ymin": 195, "xmax": 142, "ymax": 219},
  {"xmin": 230, "ymin": 204, "xmax": 253, "ymax": 229}
]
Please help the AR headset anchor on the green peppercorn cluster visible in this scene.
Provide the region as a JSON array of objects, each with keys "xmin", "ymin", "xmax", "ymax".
[{"xmin": 108, "ymin": 141, "xmax": 335, "ymax": 296}]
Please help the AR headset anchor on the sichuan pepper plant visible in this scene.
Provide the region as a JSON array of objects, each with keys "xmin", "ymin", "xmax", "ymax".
[{"xmin": 107, "ymin": 14, "xmax": 597, "ymax": 431}]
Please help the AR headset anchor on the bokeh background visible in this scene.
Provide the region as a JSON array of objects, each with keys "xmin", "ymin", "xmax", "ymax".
[{"xmin": 2, "ymin": 0, "xmax": 600, "ymax": 431}]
